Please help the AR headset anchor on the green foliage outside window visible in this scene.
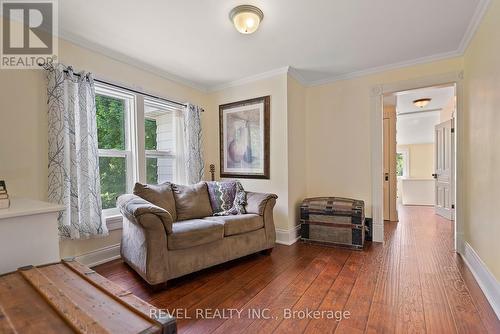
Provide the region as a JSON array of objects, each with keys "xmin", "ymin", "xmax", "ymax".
[
  {"xmin": 96, "ymin": 95, "xmax": 161, "ymax": 209},
  {"xmin": 396, "ymin": 153, "xmax": 404, "ymax": 177},
  {"xmin": 99, "ymin": 157, "xmax": 126, "ymax": 209},
  {"xmin": 145, "ymin": 118, "xmax": 157, "ymax": 150},
  {"xmin": 96, "ymin": 94, "xmax": 127, "ymax": 209},
  {"xmin": 145, "ymin": 118, "xmax": 159, "ymax": 184},
  {"xmin": 96, "ymin": 95, "xmax": 125, "ymax": 150}
]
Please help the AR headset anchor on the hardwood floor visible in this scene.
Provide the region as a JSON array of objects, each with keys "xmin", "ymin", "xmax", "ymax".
[{"xmin": 94, "ymin": 206, "xmax": 500, "ymax": 333}]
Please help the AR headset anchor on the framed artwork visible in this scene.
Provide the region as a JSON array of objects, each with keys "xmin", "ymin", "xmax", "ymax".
[{"xmin": 219, "ymin": 96, "xmax": 270, "ymax": 179}]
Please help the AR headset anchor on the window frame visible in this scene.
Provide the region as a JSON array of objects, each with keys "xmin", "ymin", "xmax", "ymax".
[
  {"xmin": 143, "ymin": 97, "xmax": 178, "ymax": 184},
  {"xmin": 95, "ymin": 83, "xmax": 183, "ymax": 223},
  {"xmin": 95, "ymin": 84, "xmax": 137, "ymax": 217}
]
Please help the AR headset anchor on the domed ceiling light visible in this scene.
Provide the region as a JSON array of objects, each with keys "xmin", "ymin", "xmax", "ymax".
[
  {"xmin": 229, "ymin": 5, "xmax": 264, "ymax": 34},
  {"xmin": 413, "ymin": 98, "xmax": 431, "ymax": 108}
]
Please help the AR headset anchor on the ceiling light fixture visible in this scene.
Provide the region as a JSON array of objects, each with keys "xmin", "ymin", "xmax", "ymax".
[
  {"xmin": 229, "ymin": 5, "xmax": 264, "ymax": 34},
  {"xmin": 413, "ymin": 98, "xmax": 431, "ymax": 108}
]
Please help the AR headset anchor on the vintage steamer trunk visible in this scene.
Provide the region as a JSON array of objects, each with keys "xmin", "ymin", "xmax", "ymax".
[
  {"xmin": 0, "ymin": 259, "xmax": 176, "ymax": 334},
  {"xmin": 300, "ymin": 197, "xmax": 366, "ymax": 249}
]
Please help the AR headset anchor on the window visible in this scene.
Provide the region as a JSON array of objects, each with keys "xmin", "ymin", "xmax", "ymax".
[
  {"xmin": 95, "ymin": 83, "xmax": 183, "ymax": 215},
  {"xmin": 144, "ymin": 99, "xmax": 178, "ymax": 185},
  {"xmin": 396, "ymin": 149, "xmax": 409, "ymax": 178}
]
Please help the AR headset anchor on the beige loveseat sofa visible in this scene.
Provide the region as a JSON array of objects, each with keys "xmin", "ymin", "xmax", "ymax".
[{"xmin": 117, "ymin": 182, "xmax": 277, "ymax": 286}]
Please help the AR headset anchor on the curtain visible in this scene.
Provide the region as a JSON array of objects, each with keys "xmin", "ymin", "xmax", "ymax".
[
  {"xmin": 46, "ymin": 64, "xmax": 107, "ymax": 239},
  {"xmin": 183, "ymin": 104, "xmax": 204, "ymax": 184}
]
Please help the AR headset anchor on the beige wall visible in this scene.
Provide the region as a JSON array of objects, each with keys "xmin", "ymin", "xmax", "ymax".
[
  {"xmin": 287, "ymin": 76, "xmax": 307, "ymax": 227},
  {"xmin": 305, "ymin": 58, "xmax": 463, "ymax": 217},
  {"xmin": 440, "ymin": 97, "xmax": 455, "ymax": 122},
  {"xmin": 463, "ymin": 0, "xmax": 500, "ymax": 280},
  {"xmin": 397, "ymin": 144, "xmax": 435, "ymax": 179},
  {"xmin": 208, "ymin": 74, "xmax": 291, "ymax": 230},
  {"xmin": 0, "ymin": 37, "xmax": 211, "ymax": 258}
]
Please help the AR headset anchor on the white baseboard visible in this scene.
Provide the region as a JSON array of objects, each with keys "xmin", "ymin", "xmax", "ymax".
[
  {"xmin": 276, "ymin": 225, "xmax": 301, "ymax": 246},
  {"xmin": 75, "ymin": 243, "xmax": 121, "ymax": 268},
  {"xmin": 462, "ymin": 242, "xmax": 500, "ymax": 319}
]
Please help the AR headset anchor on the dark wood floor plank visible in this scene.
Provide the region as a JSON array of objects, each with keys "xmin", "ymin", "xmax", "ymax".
[
  {"xmin": 365, "ymin": 220, "xmax": 401, "ymax": 334},
  {"xmin": 241, "ymin": 249, "xmax": 337, "ymax": 334},
  {"xmin": 455, "ymin": 255, "xmax": 500, "ymax": 334},
  {"xmin": 394, "ymin": 208, "xmax": 426, "ymax": 333},
  {"xmin": 179, "ymin": 244, "xmax": 322, "ymax": 334},
  {"xmin": 406, "ymin": 207, "xmax": 457, "ymax": 334},
  {"xmin": 303, "ymin": 251, "xmax": 366, "ymax": 334},
  {"xmin": 208, "ymin": 245, "xmax": 328, "ymax": 334},
  {"xmin": 272, "ymin": 249, "xmax": 350, "ymax": 334},
  {"xmin": 416, "ymin": 207, "xmax": 489, "ymax": 334},
  {"xmin": 334, "ymin": 229, "xmax": 391, "ymax": 333},
  {"xmin": 94, "ymin": 206, "xmax": 500, "ymax": 334}
]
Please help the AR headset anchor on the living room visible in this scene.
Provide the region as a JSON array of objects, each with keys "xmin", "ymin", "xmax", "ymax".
[{"xmin": 0, "ymin": 0, "xmax": 499, "ymax": 333}]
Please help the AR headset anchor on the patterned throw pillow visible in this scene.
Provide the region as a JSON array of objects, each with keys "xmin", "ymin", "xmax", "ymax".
[{"xmin": 206, "ymin": 180, "xmax": 247, "ymax": 216}]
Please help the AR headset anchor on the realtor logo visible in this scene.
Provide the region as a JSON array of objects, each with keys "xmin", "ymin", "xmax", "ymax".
[{"xmin": 1, "ymin": 0, "xmax": 58, "ymax": 69}]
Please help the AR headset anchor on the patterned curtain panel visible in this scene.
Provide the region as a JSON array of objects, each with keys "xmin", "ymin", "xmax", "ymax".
[
  {"xmin": 184, "ymin": 104, "xmax": 204, "ymax": 184},
  {"xmin": 46, "ymin": 64, "xmax": 107, "ymax": 239}
]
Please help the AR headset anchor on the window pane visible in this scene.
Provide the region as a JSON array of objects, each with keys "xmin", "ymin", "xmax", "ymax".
[
  {"xmin": 145, "ymin": 118, "xmax": 157, "ymax": 150},
  {"xmin": 96, "ymin": 94, "xmax": 126, "ymax": 150},
  {"xmin": 99, "ymin": 156, "xmax": 126, "ymax": 209},
  {"xmin": 146, "ymin": 156, "xmax": 174, "ymax": 185},
  {"xmin": 396, "ymin": 153, "xmax": 404, "ymax": 176},
  {"xmin": 146, "ymin": 157, "xmax": 158, "ymax": 184}
]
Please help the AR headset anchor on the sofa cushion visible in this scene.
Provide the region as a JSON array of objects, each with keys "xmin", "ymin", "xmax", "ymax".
[
  {"xmin": 172, "ymin": 182, "xmax": 213, "ymax": 221},
  {"xmin": 206, "ymin": 180, "xmax": 247, "ymax": 216},
  {"xmin": 205, "ymin": 214, "xmax": 263, "ymax": 236},
  {"xmin": 133, "ymin": 182, "xmax": 177, "ymax": 221},
  {"xmin": 168, "ymin": 219, "xmax": 223, "ymax": 250}
]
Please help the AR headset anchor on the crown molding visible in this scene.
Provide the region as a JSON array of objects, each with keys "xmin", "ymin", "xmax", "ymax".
[
  {"xmin": 287, "ymin": 67, "xmax": 309, "ymax": 86},
  {"xmin": 457, "ymin": 0, "xmax": 491, "ymax": 54},
  {"xmin": 307, "ymin": 49, "xmax": 463, "ymax": 87},
  {"xmin": 58, "ymin": 29, "xmax": 209, "ymax": 93},
  {"xmin": 208, "ymin": 66, "xmax": 290, "ymax": 92}
]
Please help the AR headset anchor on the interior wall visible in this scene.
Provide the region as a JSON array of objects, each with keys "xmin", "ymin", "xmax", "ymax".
[
  {"xmin": 0, "ymin": 37, "xmax": 211, "ymax": 258},
  {"xmin": 463, "ymin": 0, "xmax": 500, "ymax": 280},
  {"xmin": 208, "ymin": 74, "xmax": 291, "ymax": 230},
  {"xmin": 440, "ymin": 96, "xmax": 456, "ymax": 122},
  {"xmin": 397, "ymin": 143, "xmax": 435, "ymax": 179},
  {"xmin": 287, "ymin": 75, "xmax": 307, "ymax": 228},
  {"xmin": 305, "ymin": 57, "xmax": 463, "ymax": 218}
]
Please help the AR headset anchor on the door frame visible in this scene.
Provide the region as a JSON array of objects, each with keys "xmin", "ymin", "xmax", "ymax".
[{"xmin": 370, "ymin": 71, "xmax": 464, "ymax": 253}]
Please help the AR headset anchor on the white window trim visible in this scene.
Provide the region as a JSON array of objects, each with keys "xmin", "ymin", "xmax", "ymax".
[
  {"xmin": 95, "ymin": 84, "xmax": 184, "ymax": 231},
  {"xmin": 96, "ymin": 84, "xmax": 137, "ymax": 222}
]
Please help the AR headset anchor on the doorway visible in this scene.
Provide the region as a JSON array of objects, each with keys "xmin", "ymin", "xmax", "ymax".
[{"xmin": 384, "ymin": 84, "xmax": 456, "ymax": 223}]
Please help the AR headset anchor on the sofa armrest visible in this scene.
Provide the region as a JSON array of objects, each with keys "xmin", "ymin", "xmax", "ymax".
[
  {"xmin": 245, "ymin": 192, "xmax": 278, "ymax": 216},
  {"xmin": 117, "ymin": 194, "xmax": 173, "ymax": 234}
]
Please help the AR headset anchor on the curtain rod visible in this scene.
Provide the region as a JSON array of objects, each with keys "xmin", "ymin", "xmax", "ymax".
[{"xmin": 42, "ymin": 65, "xmax": 204, "ymax": 112}]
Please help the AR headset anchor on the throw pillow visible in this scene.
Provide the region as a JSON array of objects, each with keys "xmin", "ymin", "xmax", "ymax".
[
  {"xmin": 207, "ymin": 180, "xmax": 247, "ymax": 216},
  {"xmin": 172, "ymin": 182, "xmax": 213, "ymax": 221},
  {"xmin": 133, "ymin": 182, "xmax": 177, "ymax": 221}
]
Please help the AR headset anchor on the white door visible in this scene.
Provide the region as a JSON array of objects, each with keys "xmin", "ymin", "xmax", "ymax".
[{"xmin": 434, "ymin": 119, "xmax": 455, "ymax": 220}]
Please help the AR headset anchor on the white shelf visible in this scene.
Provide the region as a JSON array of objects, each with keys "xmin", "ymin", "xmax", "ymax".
[{"xmin": 0, "ymin": 198, "xmax": 65, "ymax": 220}]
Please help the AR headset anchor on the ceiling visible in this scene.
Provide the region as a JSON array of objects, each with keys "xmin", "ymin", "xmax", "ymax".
[
  {"xmin": 396, "ymin": 86, "xmax": 455, "ymax": 115},
  {"xmin": 397, "ymin": 111, "xmax": 440, "ymax": 145},
  {"xmin": 395, "ymin": 86, "xmax": 455, "ymax": 145},
  {"xmin": 58, "ymin": 0, "xmax": 487, "ymax": 90}
]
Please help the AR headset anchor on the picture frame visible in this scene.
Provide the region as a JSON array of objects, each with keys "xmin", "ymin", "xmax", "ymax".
[{"xmin": 219, "ymin": 96, "xmax": 270, "ymax": 179}]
